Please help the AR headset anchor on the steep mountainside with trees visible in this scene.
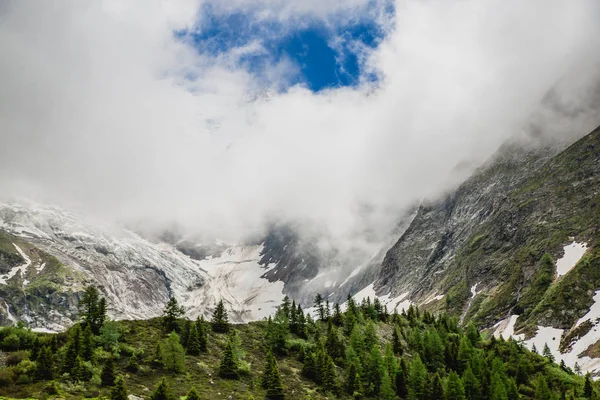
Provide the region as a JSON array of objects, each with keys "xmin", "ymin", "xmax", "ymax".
[{"xmin": 0, "ymin": 287, "xmax": 597, "ymax": 399}]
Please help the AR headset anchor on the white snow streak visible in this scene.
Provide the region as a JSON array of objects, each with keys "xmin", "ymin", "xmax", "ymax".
[
  {"xmin": 556, "ymin": 242, "xmax": 588, "ymax": 278},
  {"xmin": 0, "ymin": 244, "xmax": 31, "ymax": 285}
]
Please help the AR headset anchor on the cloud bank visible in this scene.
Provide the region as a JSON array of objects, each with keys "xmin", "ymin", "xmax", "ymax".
[{"xmin": 0, "ymin": 0, "xmax": 599, "ymax": 249}]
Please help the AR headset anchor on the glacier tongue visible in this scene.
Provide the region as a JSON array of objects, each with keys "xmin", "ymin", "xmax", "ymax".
[{"xmin": 0, "ymin": 202, "xmax": 284, "ymax": 329}]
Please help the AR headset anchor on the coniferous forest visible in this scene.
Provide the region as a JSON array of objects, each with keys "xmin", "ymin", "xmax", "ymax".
[{"xmin": 0, "ymin": 286, "xmax": 597, "ymax": 399}]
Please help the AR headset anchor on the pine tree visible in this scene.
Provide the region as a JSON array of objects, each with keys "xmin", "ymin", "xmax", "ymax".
[
  {"xmin": 380, "ymin": 371, "xmax": 397, "ymax": 400},
  {"xmin": 262, "ymin": 350, "xmax": 285, "ymax": 399},
  {"xmin": 280, "ymin": 296, "xmax": 291, "ymax": 321},
  {"xmin": 62, "ymin": 324, "xmax": 81, "ymax": 374},
  {"xmin": 345, "ymin": 362, "xmax": 362, "ymax": 397},
  {"xmin": 187, "ymin": 323, "xmax": 201, "ymax": 355},
  {"xmin": 395, "ymin": 358, "xmax": 409, "ymax": 399},
  {"xmin": 219, "ymin": 340, "xmax": 239, "ymax": 379},
  {"xmin": 534, "ymin": 375, "xmax": 551, "ymax": 400},
  {"xmin": 186, "ymin": 387, "xmax": 201, "ymax": 400},
  {"xmin": 365, "ymin": 346, "xmax": 385, "ymax": 396},
  {"xmin": 265, "ymin": 314, "xmax": 289, "ymax": 354},
  {"xmin": 35, "ymin": 345, "xmax": 54, "ymax": 381},
  {"xmin": 30, "ymin": 336, "xmax": 41, "ymax": 361},
  {"xmin": 70, "ymin": 355, "xmax": 85, "ymax": 382},
  {"xmin": 81, "ymin": 323, "xmax": 95, "ymax": 361},
  {"xmin": 320, "ymin": 353, "xmax": 340, "ymax": 395},
  {"xmin": 196, "ymin": 316, "xmax": 208, "ymax": 352},
  {"xmin": 126, "ymin": 353, "xmax": 139, "ymax": 373},
  {"xmin": 153, "ymin": 342, "xmax": 164, "ymax": 367},
  {"xmin": 162, "ymin": 296, "xmax": 184, "ymax": 333},
  {"xmin": 542, "ymin": 343, "xmax": 554, "ymax": 362},
  {"xmin": 101, "ymin": 357, "xmax": 117, "ymax": 386},
  {"xmin": 506, "ymin": 378, "xmax": 519, "ymax": 400},
  {"xmin": 446, "ymin": 370, "xmax": 466, "ymax": 400},
  {"xmin": 79, "ymin": 285, "xmax": 106, "ymax": 334},
  {"xmin": 111, "ymin": 376, "xmax": 128, "ymax": 400},
  {"xmin": 408, "ymin": 355, "xmax": 428, "ymax": 400},
  {"xmin": 181, "ymin": 319, "xmax": 191, "ymax": 347},
  {"xmin": 314, "ymin": 293, "xmax": 325, "ymax": 321},
  {"xmin": 150, "ymin": 378, "xmax": 172, "ymax": 400},
  {"xmin": 465, "ymin": 322, "xmax": 481, "ymax": 347},
  {"xmin": 490, "ymin": 371, "xmax": 508, "ymax": 400},
  {"xmin": 430, "ymin": 373, "xmax": 445, "ymax": 400},
  {"xmin": 211, "ymin": 299, "xmax": 230, "ymax": 333},
  {"xmin": 584, "ymin": 373, "xmax": 593, "ymax": 398},
  {"xmin": 462, "ymin": 367, "xmax": 482, "ymax": 400},
  {"xmin": 325, "ymin": 321, "xmax": 344, "ymax": 361},
  {"xmin": 295, "ymin": 305, "xmax": 308, "ymax": 338},
  {"xmin": 392, "ymin": 326, "xmax": 403, "ymax": 355},
  {"xmin": 332, "ymin": 303, "xmax": 343, "ymax": 326},
  {"xmin": 162, "ymin": 331, "xmax": 186, "ymax": 373}
]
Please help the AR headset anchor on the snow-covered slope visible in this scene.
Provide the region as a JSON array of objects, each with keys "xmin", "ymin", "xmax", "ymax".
[{"xmin": 0, "ymin": 202, "xmax": 284, "ymax": 330}]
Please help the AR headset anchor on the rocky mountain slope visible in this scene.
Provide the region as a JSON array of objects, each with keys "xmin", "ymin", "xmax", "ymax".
[
  {"xmin": 0, "ymin": 203, "xmax": 289, "ymax": 330},
  {"xmin": 338, "ymin": 124, "xmax": 600, "ymax": 373}
]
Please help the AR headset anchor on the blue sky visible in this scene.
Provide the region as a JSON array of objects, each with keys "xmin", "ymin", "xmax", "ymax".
[{"xmin": 179, "ymin": 2, "xmax": 393, "ymax": 92}]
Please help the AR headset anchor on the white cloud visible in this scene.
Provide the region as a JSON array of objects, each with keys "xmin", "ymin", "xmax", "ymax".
[{"xmin": 0, "ymin": 0, "xmax": 599, "ymax": 255}]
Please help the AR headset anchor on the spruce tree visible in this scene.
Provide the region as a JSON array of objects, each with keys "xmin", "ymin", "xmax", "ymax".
[
  {"xmin": 462, "ymin": 367, "xmax": 482, "ymax": 400},
  {"xmin": 126, "ymin": 353, "xmax": 139, "ymax": 373},
  {"xmin": 392, "ymin": 326, "xmax": 403, "ymax": 355},
  {"xmin": 162, "ymin": 331, "xmax": 186, "ymax": 373},
  {"xmin": 395, "ymin": 358, "xmax": 409, "ymax": 399},
  {"xmin": 365, "ymin": 346, "xmax": 385, "ymax": 396},
  {"xmin": 430, "ymin": 373, "xmax": 445, "ymax": 400},
  {"xmin": 35, "ymin": 345, "xmax": 54, "ymax": 381},
  {"xmin": 490, "ymin": 372, "xmax": 508, "ymax": 400},
  {"xmin": 446, "ymin": 370, "xmax": 466, "ymax": 400},
  {"xmin": 81, "ymin": 323, "xmax": 95, "ymax": 361},
  {"xmin": 187, "ymin": 323, "xmax": 201, "ymax": 356},
  {"xmin": 111, "ymin": 376, "xmax": 128, "ymax": 400},
  {"xmin": 196, "ymin": 316, "xmax": 208, "ymax": 352},
  {"xmin": 62, "ymin": 324, "xmax": 81, "ymax": 374},
  {"xmin": 320, "ymin": 353, "xmax": 340, "ymax": 395},
  {"xmin": 408, "ymin": 354, "xmax": 428, "ymax": 400},
  {"xmin": 380, "ymin": 371, "xmax": 397, "ymax": 400},
  {"xmin": 542, "ymin": 343, "xmax": 554, "ymax": 362},
  {"xmin": 101, "ymin": 357, "xmax": 117, "ymax": 386},
  {"xmin": 211, "ymin": 299, "xmax": 230, "ymax": 333},
  {"xmin": 219, "ymin": 340, "xmax": 239, "ymax": 379},
  {"xmin": 162, "ymin": 296, "xmax": 184, "ymax": 333},
  {"xmin": 534, "ymin": 375, "xmax": 551, "ymax": 400},
  {"xmin": 314, "ymin": 293, "xmax": 325, "ymax": 321},
  {"xmin": 584, "ymin": 373, "xmax": 593, "ymax": 398},
  {"xmin": 262, "ymin": 350, "xmax": 285, "ymax": 399},
  {"xmin": 31, "ymin": 336, "xmax": 41, "ymax": 361},
  {"xmin": 80, "ymin": 285, "xmax": 106, "ymax": 334},
  {"xmin": 295, "ymin": 305, "xmax": 308, "ymax": 338},
  {"xmin": 186, "ymin": 387, "xmax": 201, "ymax": 400},
  {"xmin": 345, "ymin": 362, "xmax": 362, "ymax": 397},
  {"xmin": 150, "ymin": 378, "xmax": 172, "ymax": 400},
  {"xmin": 332, "ymin": 303, "xmax": 343, "ymax": 326}
]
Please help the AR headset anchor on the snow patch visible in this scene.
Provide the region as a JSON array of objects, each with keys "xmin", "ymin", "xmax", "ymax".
[
  {"xmin": 422, "ymin": 294, "xmax": 444, "ymax": 305},
  {"xmin": 0, "ymin": 244, "xmax": 31, "ymax": 285},
  {"xmin": 348, "ymin": 284, "xmax": 412, "ymax": 312},
  {"xmin": 3, "ymin": 302, "xmax": 17, "ymax": 324},
  {"xmin": 556, "ymin": 242, "xmax": 588, "ymax": 278},
  {"xmin": 181, "ymin": 245, "xmax": 285, "ymax": 321},
  {"xmin": 493, "ymin": 315, "xmax": 521, "ymax": 340},
  {"xmin": 32, "ymin": 327, "xmax": 58, "ymax": 334}
]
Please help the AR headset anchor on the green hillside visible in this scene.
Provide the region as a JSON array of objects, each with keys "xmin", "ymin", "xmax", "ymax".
[{"xmin": 0, "ymin": 287, "xmax": 597, "ymax": 399}]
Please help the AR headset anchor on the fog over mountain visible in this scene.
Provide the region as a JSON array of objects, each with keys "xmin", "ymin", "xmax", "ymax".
[{"xmin": 1, "ymin": 0, "xmax": 599, "ymax": 251}]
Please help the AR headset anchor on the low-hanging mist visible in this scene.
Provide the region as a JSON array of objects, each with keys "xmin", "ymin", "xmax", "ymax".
[{"xmin": 1, "ymin": 0, "xmax": 599, "ymax": 261}]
